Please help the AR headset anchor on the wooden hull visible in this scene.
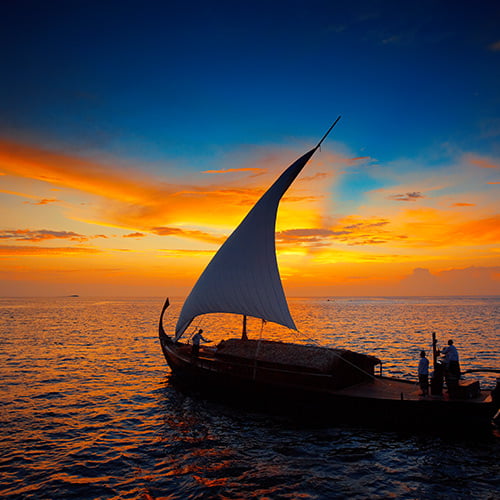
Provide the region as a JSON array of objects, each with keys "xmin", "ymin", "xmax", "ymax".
[{"xmin": 159, "ymin": 335, "xmax": 498, "ymax": 431}]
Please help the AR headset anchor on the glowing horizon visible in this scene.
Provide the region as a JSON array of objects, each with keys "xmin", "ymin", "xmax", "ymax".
[{"xmin": 1, "ymin": 135, "xmax": 498, "ymax": 297}]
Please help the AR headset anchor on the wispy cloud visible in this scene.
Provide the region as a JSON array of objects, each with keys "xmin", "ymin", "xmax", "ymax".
[
  {"xmin": 0, "ymin": 139, "xmax": 333, "ymax": 233},
  {"xmin": 24, "ymin": 198, "xmax": 59, "ymax": 205},
  {"xmin": 389, "ymin": 192, "xmax": 424, "ymax": 202},
  {"xmin": 0, "ymin": 229, "xmax": 88, "ymax": 242},
  {"xmin": 465, "ymin": 154, "xmax": 499, "ymax": 169},
  {"xmin": 151, "ymin": 226, "xmax": 224, "ymax": 244},
  {"xmin": 123, "ymin": 232, "xmax": 145, "ymax": 238},
  {"xmin": 298, "ymin": 172, "xmax": 331, "ymax": 182},
  {"xmin": 202, "ymin": 167, "xmax": 266, "ymax": 176},
  {"xmin": 159, "ymin": 248, "xmax": 215, "ymax": 257},
  {"xmin": 0, "ymin": 189, "xmax": 59, "ymax": 204},
  {"xmin": 2, "ymin": 138, "xmax": 499, "ymax": 272},
  {"xmin": 278, "ymin": 204, "xmax": 500, "ymax": 253},
  {"xmin": 348, "ymin": 156, "xmax": 373, "ymax": 163},
  {"xmin": 0, "ymin": 245, "xmax": 101, "ymax": 255},
  {"xmin": 448, "ymin": 216, "xmax": 500, "ymax": 245},
  {"xmin": 396, "ymin": 209, "xmax": 500, "ymax": 248},
  {"xmin": 276, "ymin": 218, "xmax": 401, "ymax": 248},
  {"xmin": 277, "ymin": 228, "xmax": 337, "ymax": 245}
]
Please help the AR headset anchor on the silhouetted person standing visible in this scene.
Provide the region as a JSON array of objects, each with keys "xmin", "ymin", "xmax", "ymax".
[
  {"xmin": 191, "ymin": 329, "xmax": 209, "ymax": 356},
  {"xmin": 442, "ymin": 339, "xmax": 460, "ymax": 392},
  {"xmin": 418, "ymin": 350, "xmax": 429, "ymax": 396}
]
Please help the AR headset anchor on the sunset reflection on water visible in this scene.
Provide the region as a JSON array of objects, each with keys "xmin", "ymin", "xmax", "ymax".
[{"xmin": 0, "ymin": 296, "xmax": 498, "ymax": 499}]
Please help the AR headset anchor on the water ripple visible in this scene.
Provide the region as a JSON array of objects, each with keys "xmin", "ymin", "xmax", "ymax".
[{"xmin": 0, "ymin": 296, "xmax": 498, "ymax": 499}]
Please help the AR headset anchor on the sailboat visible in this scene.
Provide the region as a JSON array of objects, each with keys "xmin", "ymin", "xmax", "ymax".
[{"xmin": 159, "ymin": 119, "xmax": 499, "ymax": 430}]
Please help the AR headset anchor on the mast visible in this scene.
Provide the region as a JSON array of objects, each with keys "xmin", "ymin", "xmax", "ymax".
[
  {"xmin": 432, "ymin": 332, "xmax": 438, "ymax": 369},
  {"xmin": 316, "ymin": 116, "xmax": 341, "ymax": 149},
  {"xmin": 242, "ymin": 315, "xmax": 248, "ymax": 340}
]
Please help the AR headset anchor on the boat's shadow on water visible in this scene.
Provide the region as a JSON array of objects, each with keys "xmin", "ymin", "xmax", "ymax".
[{"xmin": 158, "ymin": 374, "xmax": 499, "ymax": 441}]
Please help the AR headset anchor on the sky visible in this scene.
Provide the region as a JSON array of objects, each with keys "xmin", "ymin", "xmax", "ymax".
[{"xmin": 0, "ymin": 0, "xmax": 499, "ymax": 297}]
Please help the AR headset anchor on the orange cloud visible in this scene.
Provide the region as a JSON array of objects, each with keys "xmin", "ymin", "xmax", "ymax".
[
  {"xmin": 0, "ymin": 245, "xmax": 100, "ymax": 255},
  {"xmin": 466, "ymin": 155, "xmax": 499, "ymax": 169},
  {"xmin": 0, "ymin": 140, "xmax": 239, "ymax": 230},
  {"xmin": 24, "ymin": 198, "xmax": 59, "ymax": 205},
  {"xmin": 275, "ymin": 217, "xmax": 404, "ymax": 249},
  {"xmin": 347, "ymin": 156, "xmax": 374, "ymax": 165},
  {"xmin": 123, "ymin": 232, "xmax": 145, "ymax": 238},
  {"xmin": 0, "ymin": 188, "xmax": 56, "ymax": 201},
  {"xmin": 0, "ymin": 229, "xmax": 88, "ymax": 242},
  {"xmin": 159, "ymin": 248, "xmax": 215, "ymax": 257},
  {"xmin": 448, "ymin": 216, "xmax": 500, "ymax": 245},
  {"xmin": 0, "ymin": 140, "xmax": 158, "ymax": 200},
  {"xmin": 203, "ymin": 168, "xmax": 265, "ymax": 176},
  {"xmin": 300, "ymin": 195, "xmax": 500, "ymax": 259},
  {"xmin": 0, "ymin": 139, "xmax": 339, "ymax": 237},
  {"xmin": 298, "ymin": 172, "xmax": 331, "ymax": 182},
  {"xmin": 393, "ymin": 208, "xmax": 500, "ymax": 249},
  {"xmin": 2, "ymin": 135, "xmax": 498, "ymax": 297},
  {"xmin": 151, "ymin": 226, "xmax": 224, "ymax": 245},
  {"xmin": 277, "ymin": 228, "xmax": 338, "ymax": 247}
]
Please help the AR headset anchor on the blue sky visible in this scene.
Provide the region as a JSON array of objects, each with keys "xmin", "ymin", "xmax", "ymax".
[
  {"xmin": 2, "ymin": 0, "xmax": 499, "ymax": 163},
  {"xmin": 1, "ymin": 0, "xmax": 499, "ymax": 296}
]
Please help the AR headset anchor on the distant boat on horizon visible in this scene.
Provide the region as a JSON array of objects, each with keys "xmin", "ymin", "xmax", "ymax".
[{"xmin": 159, "ymin": 119, "xmax": 499, "ymax": 431}]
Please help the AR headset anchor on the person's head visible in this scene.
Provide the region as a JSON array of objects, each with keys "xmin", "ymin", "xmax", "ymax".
[
  {"xmin": 199, "ymin": 329, "xmax": 203, "ymax": 334},
  {"xmin": 420, "ymin": 350, "xmax": 426, "ymax": 358},
  {"xmin": 447, "ymin": 339, "xmax": 453, "ymax": 345}
]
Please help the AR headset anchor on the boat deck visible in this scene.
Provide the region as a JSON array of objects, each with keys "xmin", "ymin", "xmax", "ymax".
[
  {"xmin": 191, "ymin": 345, "xmax": 492, "ymax": 404},
  {"xmin": 333, "ymin": 376, "xmax": 492, "ymax": 403}
]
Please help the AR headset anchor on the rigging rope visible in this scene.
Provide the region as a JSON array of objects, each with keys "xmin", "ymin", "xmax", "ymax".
[
  {"xmin": 290, "ymin": 327, "xmax": 420, "ymax": 395},
  {"xmin": 252, "ymin": 319, "xmax": 266, "ymax": 380},
  {"xmin": 187, "ymin": 318, "xmax": 204, "ymax": 342},
  {"xmin": 288, "ymin": 327, "xmax": 381, "ymax": 381}
]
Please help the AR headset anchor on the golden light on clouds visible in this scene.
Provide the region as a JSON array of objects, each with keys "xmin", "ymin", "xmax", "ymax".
[
  {"xmin": 0, "ymin": 138, "xmax": 499, "ymax": 296},
  {"xmin": 0, "ymin": 245, "xmax": 101, "ymax": 256},
  {"xmin": 466, "ymin": 155, "xmax": 500, "ymax": 169}
]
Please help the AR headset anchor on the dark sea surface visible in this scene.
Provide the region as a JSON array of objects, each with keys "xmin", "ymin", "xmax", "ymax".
[{"xmin": 1, "ymin": 296, "xmax": 499, "ymax": 499}]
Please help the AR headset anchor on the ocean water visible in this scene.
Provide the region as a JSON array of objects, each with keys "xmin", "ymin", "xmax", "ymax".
[{"xmin": 0, "ymin": 296, "xmax": 499, "ymax": 499}]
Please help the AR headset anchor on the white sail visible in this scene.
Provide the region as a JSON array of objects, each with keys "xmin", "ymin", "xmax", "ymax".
[{"xmin": 174, "ymin": 147, "xmax": 319, "ymax": 340}]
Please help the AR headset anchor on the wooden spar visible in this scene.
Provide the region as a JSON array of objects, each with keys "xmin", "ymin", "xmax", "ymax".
[
  {"xmin": 432, "ymin": 332, "xmax": 438, "ymax": 369},
  {"xmin": 316, "ymin": 116, "xmax": 341, "ymax": 149}
]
